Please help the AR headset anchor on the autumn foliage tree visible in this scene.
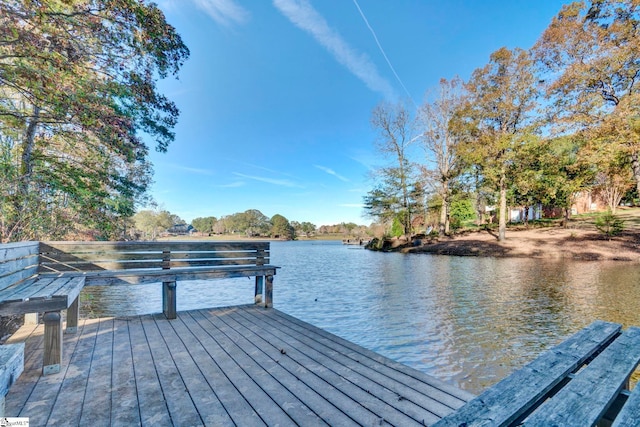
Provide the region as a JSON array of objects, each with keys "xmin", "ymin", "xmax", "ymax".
[
  {"xmin": 459, "ymin": 47, "xmax": 539, "ymax": 241},
  {"xmin": 0, "ymin": 0, "xmax": 189, "ymax": 242},
  {"xmin": 533, "ymin": 0, "xmax": 640, "ymax": 194}
]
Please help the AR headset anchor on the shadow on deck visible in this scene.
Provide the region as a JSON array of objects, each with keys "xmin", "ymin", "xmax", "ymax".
[{"xmin": 5, "ymin": 305, "xmax": 473, "ymax": 426}]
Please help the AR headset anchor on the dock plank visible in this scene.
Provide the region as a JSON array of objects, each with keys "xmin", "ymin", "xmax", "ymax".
[
  {"xmin": 211, "ymin": 309, "xmax": 364, "ymax": 426},
  {"xmin": 157, "ymin": 312, "xmax": 256, "ymax": 426},
  {"xmin": 248, "ymin": 310, "xmax": 449, "ymax": 424},
  {"xmin": 140, "ymin": 314, "xmax": 203, "ymax": 427},
  {"xmin": 16, "ymin": 317, "xmax": 84, "ymax": 425},
  {"xmin": 46, "ymin": 319, "xmax": 92, "ymax": 425},
  {"xmin": 6, "ymin": 306, "xmax": 474, "ymax": 426},
  {"xmin": 111, "ymin": 318, "xmax": 140, "ymax": 426},
  {"xmin": 264, "ymin": 308, "xmax": 471, "ymax": 416},
  {"xmin": 275, "ymin": 309, "xmax": 474, "ymax": 404},
  {"xmin": 79, "ymin": 318, "xmax": 114, "ymax": 427},
  {"xmin": 191, "ymin": 309, "xmax": 329, "ymax": 426},
  {"xmin": 225, "ymin": 308, "xmax": 383, "ymax": 425},
  {"xmin": 153, "ymin": 312, "xmax": 235, "ymax": 426},
  {"xmin": 127, "ymin": 316, "xmax": 172, "ymax": 426},
  {"xmin": 184, "ymin": 310, "xmax": 295, "ymax": 426},
  {"xmin": 238, "ymin": 307, "xmax": 435, "ymax": 426}
]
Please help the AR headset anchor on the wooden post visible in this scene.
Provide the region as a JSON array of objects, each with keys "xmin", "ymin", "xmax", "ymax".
[
  {"xmin": 255, "ymin": 276, "xmax": 264, "ymax": 304},
  {"xmin": 256, "ymin": 248, "xmax": 265, "ymax": 267},
  {"xmin": 24, "ymin": 313, "xmax": 39, "ymax": 325},
  {"xmin": 163, "ymin": 281, "xmax": 177, "ymax": 319},
  {"xmin": 66, "ymin": 296, "xmax": 79, "ymax": 334},
  {"xmin": 43, "ymin": 311, "xmax": 62, "ymax": 375},
  {"xmin": 264, "ymin": 275, "xmax": 273, "ymax": 308},
  {"xmin": 161, "ymin": 248, "xmax": 176, "ymax": 319},
  {"xmin": 161, "ymin": 249, "xmax": 171, "ymax": 270}
]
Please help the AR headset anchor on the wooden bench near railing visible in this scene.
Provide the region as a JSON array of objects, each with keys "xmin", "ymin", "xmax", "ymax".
[
  {"xmin": 434, "ymin": 320, "xmax": 640, "ymax": 427},
  {"xmin": 0, "ymin": 240, "xmax": 277, "ymax": 376}
]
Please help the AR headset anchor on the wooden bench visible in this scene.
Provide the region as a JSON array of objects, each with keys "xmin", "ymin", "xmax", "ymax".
[
  {"xmin": 1, "ymin": 240, "xmax": 277, "ymax": 376},
  {"xmin": 434, "ymin": 320, "xmax": 640, "ymax": 426},
  {"xmin": 0, "ymin": 241, "xmax": 84, "ymax": 375},
  {"xmin": 38, "ymin": 241, "xmax": 277, "ymax": 314}
]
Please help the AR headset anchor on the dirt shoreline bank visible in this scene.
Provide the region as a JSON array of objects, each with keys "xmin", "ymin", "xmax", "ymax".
[{"xmin": 402, "ymin": 227, "xmax": 640, "ymax": 262}]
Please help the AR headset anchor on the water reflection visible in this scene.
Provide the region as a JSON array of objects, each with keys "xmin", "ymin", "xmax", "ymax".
[{"xmin": 81, "ymin": 240, "xmax": 640, "ymax": 394}]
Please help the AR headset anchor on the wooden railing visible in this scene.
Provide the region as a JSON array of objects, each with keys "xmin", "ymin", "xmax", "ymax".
[{"xmin": 0, "ymin": 240, "xmax": 278, "ymax": 375}]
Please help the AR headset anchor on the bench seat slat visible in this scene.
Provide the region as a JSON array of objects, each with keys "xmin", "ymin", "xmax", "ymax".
[
  {"xmin": 29, "ymin": 276, "xmax": 84, "ymax": 300},
  {"xmin": 27, "ymin": 277, "xmax": 77, "ymax": 300},
  {"xmin": 524, "ymin": 327, "xmax": 640, "ymax": 427},
  {"xmin": 51, "ymin": 276, "xmax": 85, "ymax": 306},
  {"xmin": 0, "ymin": 277, "xmax": 55, "ymax": 303},
  {"xmin": 0, "ymin": 276, "xmax": 85, "ymax": 314},
  {"xmin": 433, "ymin": 320, "xmax": 622, "ymax": 427},
  {"xmin": 612, "ymin": 379, "xmax": 640, "ymax": 426}
]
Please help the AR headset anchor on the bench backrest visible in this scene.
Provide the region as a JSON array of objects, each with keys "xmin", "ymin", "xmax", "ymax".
[
  {"xmin": 0, "ymin": 242, "xmax": 40, "ymax": 292},
  {"xmin": 38, "ymin": 241, "xmax": 270, "ymax": 274}
]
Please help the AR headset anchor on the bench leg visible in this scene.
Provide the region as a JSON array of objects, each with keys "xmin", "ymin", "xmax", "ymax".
[
  {"xmin": 43, "ymin": 311, "xmax": 62, "ymax": 375},
  {"xmin": 255, "ymin": 276, "xmax": 264, "ymax": 305},
  {"xmin": 163, "ymin": 281, "xmax": 177, "ymax": 320},
  {"xmin": 24, "ymin": 313, "xmax": 39, "ymax": 325},
  {"xmin": 66, "ymin": 296, "xmax": 79, "ymax": 334},
  {"xmin": 264, "ymin": 275, "xmax": 273, "ymax": 308}
]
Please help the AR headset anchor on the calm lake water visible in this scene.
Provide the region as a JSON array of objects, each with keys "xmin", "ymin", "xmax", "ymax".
[{"xmin": 81, "ymin": 240, "xmax": 640, "ymax": 394}]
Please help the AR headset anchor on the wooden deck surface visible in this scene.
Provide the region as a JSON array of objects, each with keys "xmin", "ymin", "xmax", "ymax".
[{"xmin": 5, "ymin": 305, "xmax": 474, "ymax": 426}]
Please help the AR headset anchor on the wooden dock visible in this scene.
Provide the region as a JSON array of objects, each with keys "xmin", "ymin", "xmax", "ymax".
[{"xmin": 5, "ymin": 305, "xmax": 474, "ymax": 426}]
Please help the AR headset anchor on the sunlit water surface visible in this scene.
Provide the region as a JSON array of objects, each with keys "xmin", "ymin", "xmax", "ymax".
[{"xmin": 82, "ymin": 240, "xmax": 640, "ymax": 394}]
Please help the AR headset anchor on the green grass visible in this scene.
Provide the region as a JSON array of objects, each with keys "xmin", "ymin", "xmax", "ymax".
[{"xmin": 452, "ymin": 207, "xmax": 640, "ymax": 234}]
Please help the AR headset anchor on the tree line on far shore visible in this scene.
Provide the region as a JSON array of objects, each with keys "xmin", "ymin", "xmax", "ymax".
[
  {"xmin": 132, "ymin": 208, "xmax": 371, "ymax": 241},
  {"xmin": 365, "ymin": 0, "xmax": 640, "ymax": 242}
]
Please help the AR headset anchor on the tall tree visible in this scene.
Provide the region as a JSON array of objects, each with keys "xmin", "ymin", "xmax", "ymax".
[
  {"xmin": 133, "ymin": 209, "xmax": 173, "ymax": 240},
  {"xmin": 533, "ymin": 0, "xmax": 640, "ymax": 194},
  {"xmin": 460, "ymin": 47, "xmax": 539, "ymax": 241},
  {"xmin": 366, "ymin": 101, "xmax": 417, "ymax": 236},
  {"xmin": 192, "ymin": 216, "xmax": 217, "ymax": 234},
  {"xmin": 270, "ymin": 214, "xmax": 295, "ymax": 240},
  {"xmin": 417, "ymin": 77, "xmax": 467, "ymax": 235},
  {"xmin": 0, "ymin": 0, "xmax": 189, "ymax": 242}
]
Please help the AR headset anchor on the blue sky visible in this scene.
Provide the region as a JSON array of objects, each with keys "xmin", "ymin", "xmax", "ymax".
[{"xmin": 150, "ymin": 0, "xmax": 567, "ymax": 227}]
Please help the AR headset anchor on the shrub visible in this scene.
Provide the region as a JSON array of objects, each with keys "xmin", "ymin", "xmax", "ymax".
[
  {"xmin": 450, "ymin": 198, "xmax": 476, "ymax": 222},
  {"xmin": 594, "ymin": 211, "xmax": 624, "ymax": 239}
]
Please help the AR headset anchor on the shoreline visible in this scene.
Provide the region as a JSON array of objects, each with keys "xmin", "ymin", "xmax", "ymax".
[{"xmin": 402, "ymin": 227, "xmax": 640, "ymax": 262}]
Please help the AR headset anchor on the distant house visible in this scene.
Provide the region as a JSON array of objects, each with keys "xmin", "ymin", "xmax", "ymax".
[
  {"xmin": 571, "ymin": 191, "xmax": 600, "ymax": 215},
  {"xmin": 167, "ymin": 224, "xmax": 194, "ymax": 235},
  {"xmin": 510, "ymin": 204, "xmax": 542, "ymax": 223}
]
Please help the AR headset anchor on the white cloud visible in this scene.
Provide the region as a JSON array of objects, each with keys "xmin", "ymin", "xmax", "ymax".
[
  {"xmin": 193, "ymin": 0, "xmax": 250, "ymax": 26},
  {"xmin": 314, "ymin": 165, "xmax": 349, "ymax": 182},
  {"xmin": 166, "ymin": 163, "xmax": 214, "ymax": 175},
  {"xmin": 273, "ymin": 0, "xmax": 395, "ymax": 99},
  {"xmin": 217, "ymin": 181, "xmax": 245, "ymax": 188},
  {"xmin": 234, "ymin": 172, "xmax": 303, "ymax": 188}
]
